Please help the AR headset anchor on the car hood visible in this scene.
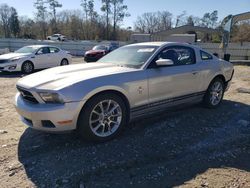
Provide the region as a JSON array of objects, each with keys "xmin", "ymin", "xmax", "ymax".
[
  {"xmin": 0, "ymin": 53, "xmax": 30, "ymax": 60},
  {"xmin": 17, "ymin": 63, "xmax": 136, "ymax": 90}
]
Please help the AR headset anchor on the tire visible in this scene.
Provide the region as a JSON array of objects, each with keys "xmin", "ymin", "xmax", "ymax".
[
  {"xmin": 203, "ymin": 78, "xmax": 225, "ymax": 108},
  {"xmin": 77, "ymin": 93, "xmax": 128, "ymax": 142},
  {"xmin": 60, "ymin": 59, "xmax": 69, "ymax": 66},
  {"xmin": 21, "ymin": 61, "xmax": 34, "ymax": 74}
]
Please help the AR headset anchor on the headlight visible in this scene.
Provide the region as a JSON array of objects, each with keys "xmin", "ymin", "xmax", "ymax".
[
  {"xmin": 39, "ymin": 92, "xmax": 64, "ymax": 104},
  {"xmin": 10, "ymin": 57, "xmax": 22, "ymax": 62}
]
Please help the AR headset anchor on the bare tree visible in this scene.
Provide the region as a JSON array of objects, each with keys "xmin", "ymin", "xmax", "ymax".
[
  {"xmin": 9, "ymin": 7, "xmax": 20, "ymax": 37},
  {"xmin": 186, "ymin": 16, "xmax": 194, "ymax": 26},
  {"xmin": 156, "ymin": 11, "xmax": 172, "ymax": 31},
  {"xmin": 80, "ymin": 0, "xmax": 88, "ymax": 20},
  {"xmin": 134, "ymin": 11, "xmax": 172, "ymax": 33},
  {"xmin": 175, "ymin": 11, "xmax": 186, "ymax": 27},
  {"xmin": 87, "ymin": 0, "xmax": 97, "ymax": 21},
  {"xmin": 101, "ymin": 0, "xmax": 112, "ymax": 39},
  {"xmin": 134, "ymin": 16, "xmax": 146, "ymax": 33},
  {"xmin": 232, "ymin": 22, "xmax": 250, "ymax": 44},
  {"xmin": 19, "ymin": 16, "xmax": 36, "ymax": 38},
  {"xmin": 210, "ymin": 10, "xmax": 218, "ymax": 28},
  {"xmin": 34, "ymin": 0, "xmax": 48, "ymax": 39},
  {"xmin": 0, "ymin": 4, "xmax": 11, "ymax": 37},
  {"xmin": 201, "ymin": 10, "xmax": 218, "ymax": 28},
  {"xmin": 110, "ymin": 0, "xmax": 130, "ymax": 40},
  {"xmin": 47, "ymin": 0, "xmax": 62, "ymax": 33}
]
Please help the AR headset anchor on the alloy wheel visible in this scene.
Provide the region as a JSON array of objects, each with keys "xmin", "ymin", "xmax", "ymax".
[
  {"xmin": 210, "ymin": 81, "xmax": 223, "ymax": 106},
  {"xmin": 89, "ymin": 100, "xmax": 122, "ymax": 137},
  {"xmin": 23, "ymin": 62, "xmax": 33, "ymax": 73}
]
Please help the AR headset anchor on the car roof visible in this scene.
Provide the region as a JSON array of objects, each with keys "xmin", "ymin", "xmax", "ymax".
[
  {"xmin": 127, "ymin": 41, "xmax": 200, "ymax": 49},
  {"xmin": 25, "ymin": 45, "xmax": 60, "ymax": 48}
]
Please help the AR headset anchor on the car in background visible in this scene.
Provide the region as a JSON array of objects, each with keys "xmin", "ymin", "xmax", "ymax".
[
  {"xmin": 0, "ymin": 45, "xmax": 71, "ymax": 74},
  {"xmin": 108, "ymin": 42, "xmax": 120, "ymax": 51},
  {"xmin": 47, "ymin": 34, "xmax": 66, "ymax": 41},
  {"xmin": 14, "ymin": 42, "xmax": 234, "ymax": 142},
  {"xmin": 84, "ymin": 45, "xmax": 111, "ymax": 62}
]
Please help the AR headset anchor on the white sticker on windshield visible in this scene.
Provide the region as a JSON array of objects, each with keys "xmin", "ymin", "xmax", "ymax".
[{"xmin": 137, "ymin": 48, "xmax": 155, "ymax": 53}]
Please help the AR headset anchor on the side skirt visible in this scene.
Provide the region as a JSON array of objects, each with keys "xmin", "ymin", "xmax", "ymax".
[{"xmin": 130, "ymin": 92, "xmax": 205, "ymax": 120}]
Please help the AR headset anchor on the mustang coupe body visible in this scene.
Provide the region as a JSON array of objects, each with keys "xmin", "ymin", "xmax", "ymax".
[{"xmin": 15, "ymin": 42, "xmax": 234, "ymax": 141}]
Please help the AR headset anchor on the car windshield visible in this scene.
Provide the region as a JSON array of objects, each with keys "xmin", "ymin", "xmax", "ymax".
[
  {"xmin": 15, "ymin": 46, "xmax": 40, "ymax": 53},
  {"xmin": 97, "ymin": 45, "xmax": 159, "ymax": 68},
  {"xmin": 93, "ymin": 45, "xmax": 107, "ymax": 50}
]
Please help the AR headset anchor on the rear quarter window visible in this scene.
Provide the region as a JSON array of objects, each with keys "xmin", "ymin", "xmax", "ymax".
[
  {"xmin": 50, "ymin": 47, "xmax": 60, "ymax": 53},
  {"xmin": 201, "ymin": 50, "xmax": 213, "ymax": 60}
]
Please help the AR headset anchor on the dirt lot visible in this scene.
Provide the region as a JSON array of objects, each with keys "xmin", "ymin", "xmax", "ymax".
[{"xmin": 0, "ymin": 62, "xmax": 249, "ymax": 188}]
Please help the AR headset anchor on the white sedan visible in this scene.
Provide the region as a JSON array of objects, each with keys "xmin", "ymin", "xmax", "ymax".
[
  {"xmin": 0, "ymin": 45, "xmax": 72, "ymax": 74},
  {"xmin": 47, "ymin": 34, "xmax": 66, "ymax": 41}
]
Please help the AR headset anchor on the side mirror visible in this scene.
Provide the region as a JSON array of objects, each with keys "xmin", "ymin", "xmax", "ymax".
[{"xmin": 156, "ymin": 59, "xmax": 174, "ymax": 66}]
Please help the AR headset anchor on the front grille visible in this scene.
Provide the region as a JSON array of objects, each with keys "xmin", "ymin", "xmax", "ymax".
[
  {"xmin": 0, "ymin": 59, "xmax": 8, "ymax": 64},
  {"xmin": 42, "ymin": 120, "xmax": 56, "ymax": 128},
  {"xmin": 17, "ymin": 86, "xmax": 39, "ymax": 104}
]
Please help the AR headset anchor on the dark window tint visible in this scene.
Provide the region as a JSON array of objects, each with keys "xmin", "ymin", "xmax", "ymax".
[
  {"xmin": 201, "ymin": 50, "xmax": 213, "ymax": 60},
  {"xmin": 37, "ymin": 47, "xmax": 50, "ymax": 55},
  {"xmin": 155, "ymin": 46, "xmax": 196, "ymax": 66},
  {"xmin": 50, "ymin": 47, "xmax": 60, "ymax": 53},
  {"xmin": 93, "ymin": 45, "xmax": 108, "ymax": 51}
]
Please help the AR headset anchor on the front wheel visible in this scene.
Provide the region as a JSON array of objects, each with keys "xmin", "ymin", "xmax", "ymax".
[
  {"xmin": 60, "ymin": 59, "xmax": 69, "ymax": 66},
  {"xmin": 77, "ymin": 93, "xmax": 128, "ymax": 142},
  {"xmin": 21, "ymin": 61, "xmax": 34, "ymax": 74},
  {"xmin": 203, "ymin": 78, "xmax": 225, "ymax": 108}
]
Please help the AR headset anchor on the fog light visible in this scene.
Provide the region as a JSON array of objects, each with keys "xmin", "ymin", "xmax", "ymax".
[{"xmin": 8, "ymin": 65, "xmax": 17, "ymax": 70}]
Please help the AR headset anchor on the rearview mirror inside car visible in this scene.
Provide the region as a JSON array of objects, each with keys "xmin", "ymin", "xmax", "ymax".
[{"xmin": 156, "ymin": 59, "xmax": 174, "ymax": 66}]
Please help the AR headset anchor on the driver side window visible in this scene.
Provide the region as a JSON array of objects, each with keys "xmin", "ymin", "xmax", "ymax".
[
  {"xmin": 149, "ymin": 46, "xmax": 196, "ymax": 68},
  {"xmin": 36, "ymin": 47, "xmax": 50, "ymax": 55}
]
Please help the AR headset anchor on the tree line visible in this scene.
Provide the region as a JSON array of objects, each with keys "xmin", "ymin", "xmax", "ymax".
[
  {"xmin": 0, "ymin": 1, "xmax": 249, "ymax": 42},
  {"xmin": 134, "ymin": 10, "xmax": 220, "ymax": 34},
  {"xmin": 0, "ymin": 0, "xmax": 130, "ymax": 41},
  {"xmin": 133, "ymin": 10, "xmax": 250, "ymax": 43}
]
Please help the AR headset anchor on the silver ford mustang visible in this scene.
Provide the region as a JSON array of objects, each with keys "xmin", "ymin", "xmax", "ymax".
[{"xmin": 14, "ymin": 42, "xmax": 234, "ymax": 141}]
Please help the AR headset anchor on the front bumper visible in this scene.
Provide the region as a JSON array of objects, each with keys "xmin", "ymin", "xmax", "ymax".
[
  {"xmin": 84, "ymin": 55, "xmax": 103, "ymax": 62},
  {"xmin": 0, "ymin": 62, "xmax": 22, "ymax": 72},
  {"xmin": 14, "ymin": 93, "xmax": 84, "ymax": 132}
]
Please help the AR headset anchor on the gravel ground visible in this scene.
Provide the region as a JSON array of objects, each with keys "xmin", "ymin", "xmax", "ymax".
[{"xmin": 0, "ymin": 61, "xmax": 249, "ymax": 188}]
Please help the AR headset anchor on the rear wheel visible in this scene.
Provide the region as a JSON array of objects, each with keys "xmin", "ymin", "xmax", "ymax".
[
  {"xmin": 60, "ymin": 59, "xmax": 69, "ymax": 66},
  {"xmin": 203, "ymin": 78, "xmax": 225, "ymax": 108},
  {"xmin": 77, "ymin": 93, "xmax": 128, "ymax": 142},
  {"xmin": 21, "ymin": 61, "xmax": 34, "ymax": 74}
]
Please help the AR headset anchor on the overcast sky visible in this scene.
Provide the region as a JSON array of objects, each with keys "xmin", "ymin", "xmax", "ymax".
[{"xmin": 1, "ymin": 0, "xmax": 250, "ymax": 27}]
